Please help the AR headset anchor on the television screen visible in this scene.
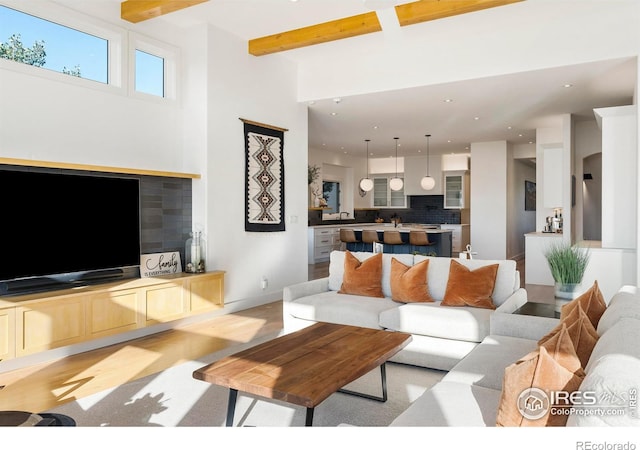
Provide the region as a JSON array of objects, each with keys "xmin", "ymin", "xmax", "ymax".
[{"xmin": 0, "ymin": 169, "xmax": 141, "ymax": 284}]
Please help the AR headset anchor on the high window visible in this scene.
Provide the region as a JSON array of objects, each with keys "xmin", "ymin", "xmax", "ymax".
[{"xmin": 0, "ymin": 4, "xmax": 108, "ymax": 83}]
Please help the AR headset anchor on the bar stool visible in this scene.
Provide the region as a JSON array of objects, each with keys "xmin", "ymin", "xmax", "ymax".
[
  {"xmin": 339, "ymin": 228, "xmax": 361, "ymax": 251},
  {"xmin": 409, "ymin": 230, "xmax": 435, "ymax": 254},
  {"xmin": 361, "ymin": 230, "xmax": 381, "ymax": 252},
  {"xmin": 383, "ymin": 230, "xmax": 404, "ymax": 254}
]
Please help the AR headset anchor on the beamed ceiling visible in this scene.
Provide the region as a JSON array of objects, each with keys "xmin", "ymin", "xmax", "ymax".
[{"xmin": 121, "ymin": 0, "xmax": 524, "ymax": 56}]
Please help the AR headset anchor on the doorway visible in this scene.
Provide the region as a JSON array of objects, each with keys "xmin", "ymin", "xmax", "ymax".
[{"xmin": 582, "ymin": 153, "xmax": 602, "ymax": 241}]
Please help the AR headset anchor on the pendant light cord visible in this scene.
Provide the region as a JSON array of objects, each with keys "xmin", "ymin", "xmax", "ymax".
[{"xmin": 425, "ymin": 134, "xmax": 431, "ymax": 176}]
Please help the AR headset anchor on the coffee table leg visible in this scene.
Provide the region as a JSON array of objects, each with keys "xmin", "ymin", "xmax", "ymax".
[
  {"xmin": 305, "ymin": 407, "xmax": 314, "ymax": 426},
  {"xmin": 338, "ymin": 362, "xmax": 388, "ymax": 402},
  {"xmin": 226, "ymin": 389, "xmax": 238, "ymax": 427}
]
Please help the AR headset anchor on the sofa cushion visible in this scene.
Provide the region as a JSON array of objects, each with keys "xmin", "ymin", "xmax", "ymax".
[
  {"xmin": 286, "ymin": 290, "xmax": 398, "ymax": 330},
  {"xmin": 495, "ymin": 342, "xmax": 585, "ymax": 427},
  {"xmin": 567, "ymin": 352, "xmax": 640, "ymax": 426},
  {"xmin": 379, "ymin": 301, "xmax": 493, "ymax": 343},
  {"xmin": 414, "ymin": 255, "xmax": 518, "ymax": 307},
  {"xmin": 560, "ymin": 280, "xmax": 607, "ymax": 329},
  {"xmin": 597, "ymin": 286, "xmax": 640, "ymax": 336},
  {"xmin": 586, "ymin": 317, "xmax": 640, "ymax": 373},
  {"xmin": 443, "ymin": 335, "xmax": 538, "ymax": 391},
  {"xmin": 441, "ymin": 260, "xmax": 499, "ymax": 309},
  {"xmin": 338, "ymin": 251, "xmax": 384, "ymax": 297},
  {"xmin": 390, "ymin": 381, "xmax": 502, "ymax": 427},
  {"xmin": 390, "ymin": 257, "xmax": 434, "ymax": 303}
]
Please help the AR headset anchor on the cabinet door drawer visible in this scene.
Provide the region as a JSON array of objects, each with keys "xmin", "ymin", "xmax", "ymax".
[
  {"xmin": 189, "ymin": 275, "xmax": 224, "ymax": 313},
  {"xmin": 17, "ymin": 297, "xmax": 85, "ymax": 356},
  {"xmin": 143, "ymin": 283, "xmax": 187, "ymax": 325},
  {"xmin": 88, "ymin": 290, "xmax": 140, "ymax": 338},
  {"xmin": 314, "ymin": 246, "xmax": 334, "ymax": 261},
  {"xmin": 315, "ymin": 235, "xmax": 334, "ymax": 248},
  {"xmin": 0, "ymin": 308, "xmax": 15, "ymax": 361}
]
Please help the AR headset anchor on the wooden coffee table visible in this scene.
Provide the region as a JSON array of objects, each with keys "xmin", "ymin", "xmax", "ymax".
[{"xmin": 192, "ymin": 322, "xmax": 412, "ymax": 426}]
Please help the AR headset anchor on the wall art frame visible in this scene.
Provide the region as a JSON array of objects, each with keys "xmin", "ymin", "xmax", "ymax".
[{"xmin": 241, "ymin": 118, "xmax": 288, "ymax": 232}]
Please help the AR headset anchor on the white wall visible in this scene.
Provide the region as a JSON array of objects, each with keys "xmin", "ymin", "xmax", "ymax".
[
  {"xmin": 0, "ymin": 3, "xmax": 308, "ymax": 310},
  {"xmin": 203, "ymin": 25, "xmax": 308, "ymax": 306},
  {"xmin": 470, "ymin": 141, "xmax": 508, "ymax": 260}
]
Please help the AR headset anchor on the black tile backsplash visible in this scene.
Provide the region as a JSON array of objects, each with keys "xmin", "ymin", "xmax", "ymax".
[{"xmin": 309, "ymin": 195, "xmax": 461, "ymax": 226}]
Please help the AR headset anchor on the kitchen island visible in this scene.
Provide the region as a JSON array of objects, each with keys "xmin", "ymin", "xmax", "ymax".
[{"xmin": 308, "ymin": 223, "xmax": 453, "ymax": 263}]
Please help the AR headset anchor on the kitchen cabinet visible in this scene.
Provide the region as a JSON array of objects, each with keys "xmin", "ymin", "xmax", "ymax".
[
  {"xmin": 444, "ymin": 172, "xmax": 470, "ymax": 209},
  {"xmin": 308, "ymin": 226, "xmax": 341, "ymax": 263},
  {"xmin": 440, "ymin": 224, "xmax": 470, "ymax": 253}
]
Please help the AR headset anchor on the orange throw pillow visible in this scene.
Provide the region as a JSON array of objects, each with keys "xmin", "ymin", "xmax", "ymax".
[
  {"xmin": 496, "ymin": 326, "xmax": 585, "ymax": 427},
  {"xmin": 560, "ymin": 280, "xmax": 607, "ymax": 329},
  {"xmin": 539, "ymin": 304, "xmax": 599, "ymax": 368},
  {"xmin": 390, "ymin": 258, "xmax": 434, "ymax": 303},
  {"xmin": 441, "ymin": 260, "xmax": 499, "ymax": 309},
  {"xmin": 338, "ymin": 251, "xmax": 384, "ymax": 298}
]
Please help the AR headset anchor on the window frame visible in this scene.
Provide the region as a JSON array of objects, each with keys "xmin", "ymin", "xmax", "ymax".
[
  {"xmin": 128, "ymin": 32, "xmax": 179, "ymax": 102},
  {"xmin": 0, "ymin": 0, "xmax": 179, "ymax": 104}
]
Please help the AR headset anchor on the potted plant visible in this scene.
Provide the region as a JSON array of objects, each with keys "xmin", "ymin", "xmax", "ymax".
[{"xmin": 544, "ymin": 241, "xmax": 590, "ymax": 305}]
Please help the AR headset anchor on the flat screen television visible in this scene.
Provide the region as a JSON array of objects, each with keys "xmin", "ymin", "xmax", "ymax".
[{"xmin": 0, "ymin": 168, "xmax": 141, "ymax": 294}]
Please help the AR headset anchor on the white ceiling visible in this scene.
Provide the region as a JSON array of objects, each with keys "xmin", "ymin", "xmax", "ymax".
[{"xmin": 54, "ymin": 0, "xmax": 637, "ymax": 158}]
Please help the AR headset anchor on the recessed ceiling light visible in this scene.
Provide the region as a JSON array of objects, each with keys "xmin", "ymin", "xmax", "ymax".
[
  {"xmin": 444, "ymin": 98, "xmax": 453, "ymax": 103},
  {"xmin": 447, "ymin": 140, "xmax": 451, "ymax": 143},
  {"xmin": 330, "ymin": 112, "xmax": 337, "ymax": 116},
  {"xmin": 563, "ymin": 84, "xmax": 573, "ymax": 88},
  {"xmin": 519, "ymin": 134, "xmax": 523, "ymax": 137},
  {"xmin": 474, "ymin": 117, "xmax": 480, "ymax": 121},
  {"xmin": 507, "ymin": 126, "xmax": 512, "ymax": 130},
  {"xmin": 373, "ymin": 125, "xmax": 378, "ymax": 129}
]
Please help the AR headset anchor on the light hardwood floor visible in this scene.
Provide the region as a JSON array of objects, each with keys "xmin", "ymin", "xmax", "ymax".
[{"xmin": 0, "ymin": 301, "xmax": 283, "ymax": 413}]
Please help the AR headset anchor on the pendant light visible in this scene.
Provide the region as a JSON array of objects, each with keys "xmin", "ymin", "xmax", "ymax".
[
  {"xmin": 389, "ymin": 137, "xmax": 403, "ymax": 191},
  {"xmin": 420, "ymin": 134, "xmax": 436, "ymax": 190},
  {"xmin": 359, "ymin": 139, "xmax": 374, "ymax": 192}
]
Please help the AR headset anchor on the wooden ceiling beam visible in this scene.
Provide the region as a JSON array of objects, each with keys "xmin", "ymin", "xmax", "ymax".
[
  {"xmin": 248, "ymin": 12, "xmax": 382, "ymax": 57},
  {"xmin": 121, "ymin": 0, "xmax": 209, "ymax": 24},
  {"xmin": 395, "ymin": 0, "xmax": 524, "ymax": 27}
]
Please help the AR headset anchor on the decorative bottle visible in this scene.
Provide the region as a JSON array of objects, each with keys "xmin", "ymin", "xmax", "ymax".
[{"xmin": 185, "ymin": 231, "xmax": 206, "ymax": 273}]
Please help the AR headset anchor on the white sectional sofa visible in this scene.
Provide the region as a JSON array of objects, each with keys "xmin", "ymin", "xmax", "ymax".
[
  {"xmin": 283, "ymin": 250, "xmax": 527, "ymax": 371},
  {"xmin": 390, "ymin": 285, "xmax": 640, "ymax": 427}
]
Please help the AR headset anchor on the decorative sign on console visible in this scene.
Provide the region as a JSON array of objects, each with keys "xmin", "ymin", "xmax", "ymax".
[{"xmin": 140, "ymin": 252, "xmax": 182, "ymax": 277}]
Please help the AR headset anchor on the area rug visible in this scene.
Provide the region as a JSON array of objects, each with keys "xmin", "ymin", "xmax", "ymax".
[{"xmin": 46, "ymin": 333, "xmax": 445, "ymax": 427}]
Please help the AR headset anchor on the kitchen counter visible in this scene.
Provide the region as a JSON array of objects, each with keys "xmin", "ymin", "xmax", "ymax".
[{"xmin": 309, "ymin": 223, "xmax": 452, "ymax": 258}]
